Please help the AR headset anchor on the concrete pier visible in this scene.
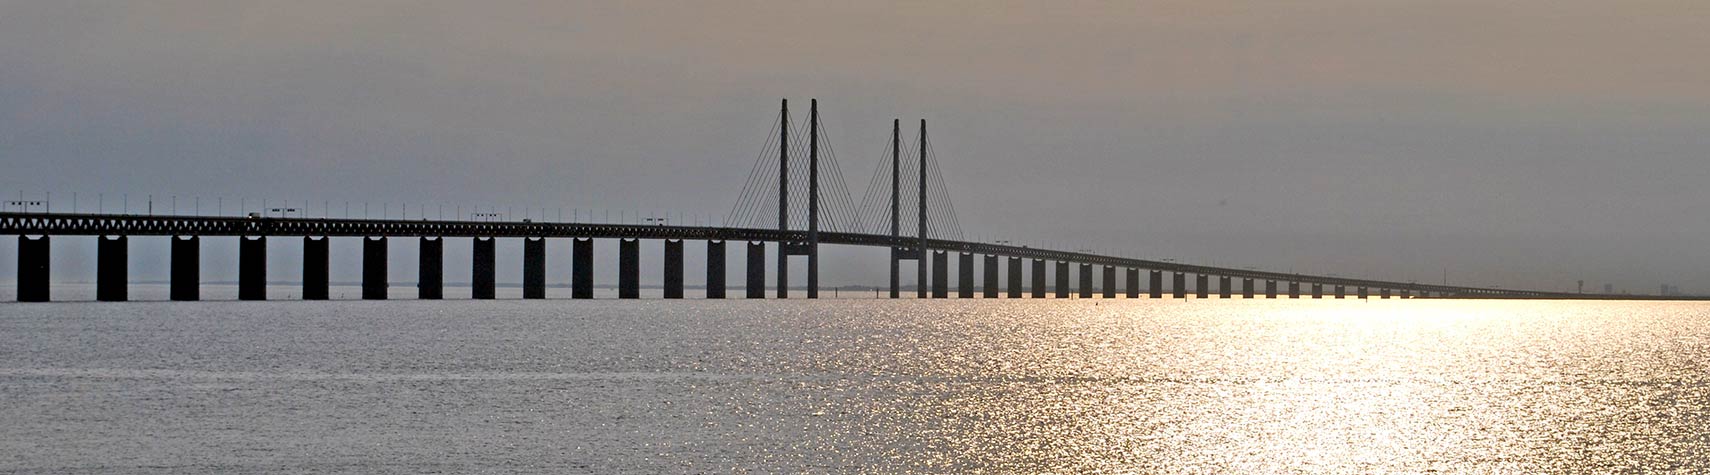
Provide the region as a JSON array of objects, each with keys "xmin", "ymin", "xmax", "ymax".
[
  {"xmin": 1265, "ymin": 280, "xmax": 1277, "ymax": 299},
  {"xmin": 663, "ymin": 240, "xmax": 684, "ymax": 299},
  {"xmin": 418, "ymin": 237, "xmax": 443, "ymax": 300},
  {"xmin": 238, "ymin": 236, "xmax": 266, "ymax": 301},
  {"xmin": 1031, "ymin": 259, "xmax": 1047, "ymax": 298},
  {"xmin": 746, "ymin": 242, "xmax": 765, "ymax": 298},
  {"xmin": 523, "ymin": 238, "xmax": 546, "ymax": 299},
  {"xmin": 931, "ymin": 251, "xmax": 948, "ymax": 298},
  {"xmin": 619, "ymin": 239, "xmax": 639, "ymax": 299},
  {"xmin": 1242, "ymin": 278, "xmax": 1254, "ymax": 299},
  {"xmin": 1102, "ymin": 266, "xmax": 1116, "ymax": 298},
  {"xmin": 573, "ymin": 238, "xmax": 594, "ymax": 299},
  {"xmin": 1008, "ymin": 257, "xmax": 1023, "ymax": 298},
  {"xmin": 170, "ymin": 236, "xmax": 198, "ymax": 301},
  {"xmin": 302, "ymin": 236, "xmax": 328, "ymax": 300},
  {"xmin": 1312, "ymin": 283, "xmax": 1323, "ymax": 299},
  {"xmin": 1172, "ymin": 272, "xmax": 1185, "ymax": 299},
  {"xmin": 472, "ymin": 238, "xmax": 496, "ymax": 299},
  {"xmin": 958, "ymin": 253, "xmax": 974, "ymax": 298},
  {"xmin": 1358, "ymin": 287, "xmax": 1368, "ymax": 299},
  {"xmin": 1380, "ymin": 288, "xmax": 1390, "ymax": 299},
  {"xmin": 1289, "ymin": 281, "xmax": 1301, "ymax": 299},
  {"xmin": 1334, "ymin": 285, "xmax": 1345, "ymax": 299},
  {"xmin": 706, "ymin": 241, "xmax": 726, "ymax": 299},
  {"xmin": 1078, "ymin": 263, "xmax": 1093, "ymax": 298},
  {"xmin": 1150, "ymin": 270, "xmax": 1163, "ymax": 299},
  {"xmin": 17, "ymin": 236, "xmax": 49, "ymax": 302},
  {"xmin": 983, "ymin": 254, "xmax": 999, "ymax": 298},
  {"xmin": 97, "ymin": 236, "xmax": 127, "ymax": 302},
  {"xmin": 1219, "ymin": 276, "xmax": 1232, "ymax": 299},
  {"xmin": 362, "ymin": 237, "xmax": 387, "ymax": 300},
  {"xmin": 1055, "ymin": 261, "xmax": 1070, "ymax": 298},
  {"xmin": 1125, "ymin": 268, "xmax": 1139, "ymax": 298},
  {"xmin": 890, "ymin": 248, "xmax": 920, "ymax": 299},
  {"xmin": 1196, "ymin": 274, "xmax": 1209, "ymax": 299}
]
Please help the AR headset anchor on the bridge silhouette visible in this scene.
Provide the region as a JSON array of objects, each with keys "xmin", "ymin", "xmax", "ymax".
[{"xmin": 1, "ymin": 99, "xmax": 1667, "ymax": 302}]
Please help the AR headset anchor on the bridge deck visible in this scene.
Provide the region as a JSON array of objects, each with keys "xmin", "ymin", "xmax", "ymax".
[{"xmin": 0, "ymin": 212, "xmax": 1672, "ymax": 299}]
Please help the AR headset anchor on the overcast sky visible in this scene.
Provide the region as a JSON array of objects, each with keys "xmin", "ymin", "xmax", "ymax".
[{"xmin": 2, "ymin": 1, "xmax": 1707, "ymax": 293}]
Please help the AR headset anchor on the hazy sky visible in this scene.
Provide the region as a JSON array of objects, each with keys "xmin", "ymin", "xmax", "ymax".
[{"xmin": 2, "ymin": 1, "xmax": 1707, "ymax": 293}]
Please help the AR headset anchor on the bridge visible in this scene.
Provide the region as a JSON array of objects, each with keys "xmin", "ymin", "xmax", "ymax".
[{"xmin": 1, "ymin": 99, "xmax": 1666, "ymax": 302}]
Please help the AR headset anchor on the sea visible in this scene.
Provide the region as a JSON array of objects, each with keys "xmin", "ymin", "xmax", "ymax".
[{"xmin": 3, "ymin": 284, "xmax": 1708, "ymax": 473}]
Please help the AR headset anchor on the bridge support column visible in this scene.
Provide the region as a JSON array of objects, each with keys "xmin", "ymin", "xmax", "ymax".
[
  {"xmin": 1007, "ymin": 257, "xmax": 1023, "ymax": 298},
  {"xmin": 1402, "ymin": 289, "xmax": 1413, "ymax": 299},
  {"xmin": 1055, "ymin": 261, "xmax": 1070, "ymax": 298},
  {"xmin": 1172, "ymin": 272, "xmax": 1185, "ymax": 299},
  {"xmin": 746, "ymin": 242, "xmax": 765, "ymax": 298},
  {"xmin": 523, "ymin": 238, "xmax": 546, "ymax": 299},
  {"xmin": 1078, "ymin": 263, "xmax": 1093, "ymax": 298},
  {"xmin": 1265, "ymin": 280, "xmax": 1277, "ymax": 299},
  {"xmin": 957, "ymin": 253, "xmax": 974, "ymax": 298},
  {"xmin": 889, "ymin": 247, "xmax": 900, "ymax": 299},
  {"xmin": 1150, "ymin": 270, "xmax": 1163, "ymax": 298},
  {"xmin": 362, "ymin": 237, "xmax": 387, "ymax": 300},
  {"xmin": 573, "ymin": 239, "xmax": 593, "ymax": 299},
  {"xmin": 663, "ymin": 240, "xmax": 684, "ymax": 299},
  {"xmin": 1358, "ymin": 287, "xmax": 1368, "ymax": 300},
  {"xmin": 472, "ymin": 237, "xmax": 495, "ymax": 300},
  {"xmin": 1312, "ymin": 283, "xmax": 1323, "ymax": 299},
  {"xmin": 1242, "ymin": 278, "xmax": 1254, "ymax": 299},
  {"xmin": 1196, "ymin": 274, "xmax": 1209, "ymax": 299},
  {"xmin": 97, "ymin": 236, "xmax": 127, "ymax": 302},
  {"xmin": 706, "ymin": 241, "xmax": 725, "ymax": 299},
  {"xmin": 1102, "ymin": 266, "xmax": 1116, "ymax": 298},
  {"xmin": 1380, "ymin": 288, "xmax": 1390, "ymax": 299},
  {"xmin": 418, "ymin": 237, "xmax": 443, "ymax": 300},
  {"xmin": 619, "ymin": 239, "xmax": 639, "ymax": 299},
  {"xmin": 17, "ymin": 236, "xmax": 49, "ymax": 302},
  {"xmin": 983, "ymin": 255, "xmax": 999, "ymax": 298},
  {"xmin": 1289, "ymin": 281, "xmax": 1300, "ymax": 299},
  {"xmin": 931, "ymin": 251, "xmax": 948, "ymax": 298},
  {"xmin": 1219, "ymin": 276, "xmax": 1232, "ymax": 299},
  {"xmin": 1031, "ymin": 259, "xmax": 1047, "ymax": 298},
  {"xmin": 170, "ymin": 236, "xmax": 199, "ymax": 301},
  {"xmin": 1125, "ymin": 268, "xmax": 1140, "ymax": 298},
  {"xmin": 776, "ymin": 241, "xmax": 788, "ymax": 299},
  {"xmin": 891, "ymin": 248, "xmax": 920, "ymax": 298},
  {"xmin": 1333, "ymin": 285, "xmax": 1345, "ymax": 299},
  {"xmin": 302, "ymin": 237, "xmax": 328, "ymax": 300},
  {"xmin": 239, "ymin": 236, "xmax": 266, "ymax": 301}
]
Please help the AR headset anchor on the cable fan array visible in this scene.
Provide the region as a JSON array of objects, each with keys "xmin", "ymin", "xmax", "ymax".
[
  {"xmin": 727, "ymin": 104, "xmax": 963, "ymax": 240},
  {"xmin": 725, "ymin": 107, "xmax": 862, "ymax": 233},
  {"xmin": 852, "ymin": 123, "xmax": 963, "ymax": 240}
]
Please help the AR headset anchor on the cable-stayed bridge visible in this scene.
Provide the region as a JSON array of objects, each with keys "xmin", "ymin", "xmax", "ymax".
[{"xmin": 0, "ymin": 99, "xmax": 1669, "ymax": 302}]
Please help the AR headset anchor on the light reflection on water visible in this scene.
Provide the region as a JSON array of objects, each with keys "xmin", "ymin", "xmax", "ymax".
[{"xmin": 2, "ymin": 297, "xmax": 1707, "ymax": 473}]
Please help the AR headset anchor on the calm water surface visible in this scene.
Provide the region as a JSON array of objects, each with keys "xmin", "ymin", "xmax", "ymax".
[{"xmin": 3, "ymin": 293, "xmax": 1708, "ymax": 473}]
